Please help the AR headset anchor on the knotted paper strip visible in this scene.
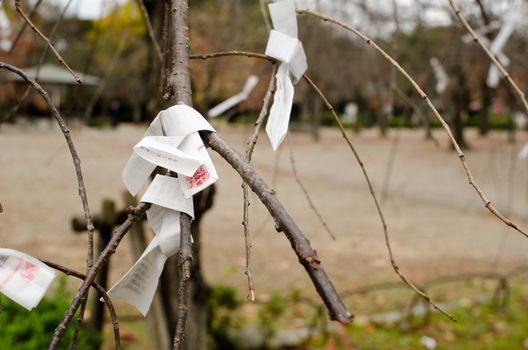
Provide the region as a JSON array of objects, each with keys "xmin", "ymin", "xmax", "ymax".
[
  {"xmin": 265, "ymin": 0, "xmax": 307, "ymax": 150},
  {"xmin": 0, "ymin": 248, "xmax": 56, "ymax": 310},
  {"xmin": 208, "ymin": 75, "xmax": 260, "ymax": 118},
  {"xmin": 108, "ymin": 104, "xmax": 218, "ymax": 315}
]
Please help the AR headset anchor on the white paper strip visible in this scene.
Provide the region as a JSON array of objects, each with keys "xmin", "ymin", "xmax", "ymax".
[
  {"xmin": 429, "ymin": 57, "xmax": 449, "ymax": 94},
  {"xmin": 0, "ymin": 249, "xmax": 56, "ymax": 310},
  {"xmin": 486, "ymin": 0, "xmax": 522, "ymax": 88},
  {"xmin": 264, "ymin": 0, "xmax": 307, "ymax": 150},
  {"xmin": 109, "ymin": 104, "xmax": 217, "ymax": 315},
  {"xmin": 519, "ymin": 143, "xmax": 528, "ymax": 160},
  {"xmin": 0, "ymin": 4, "xmax": 12, "ymax": 52},
  {"xmin": 208, "ymin": 75, "xmax": 260, "ymax": 118},
  {"xmin": 122, "ymin": 104, "xmax": 215, "ymax": 195}
]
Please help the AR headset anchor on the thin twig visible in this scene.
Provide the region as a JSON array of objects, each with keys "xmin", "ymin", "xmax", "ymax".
[
  {"xmin": 241, "ymin": 64, "xmax": 278, "ymax": 301},
  {"xmin": 298, "ymin": 8, "xmax": 528, "ymax": 240},
  {"xmin": 8, "ymin": 0, "xmax": 43, "ymax": 53},
  {"xmin": 302, "ymin": 74, "xmax": 454, "ymax": 321},
  {"xmin": 392, "ymin": 85, "xmax": 440, "ymax": 148},
  {"xmin": 202, "ymin": 131, "xmax": 354, "ymax": 323},
  {"xmin": 48, "ymin": 203, "xmax": 150, "ymax": 349},
  {"xmin": 41, "ymin": 260, "xmax": 121, "ymax": 350},
  {"xmin": 83, "ymin": 32, "xmax": 128, "ymax": 121},
  {"xmin": 136, "ymin": 0, "xmax": 163, "ymax": 63},
  {"xmin": 259, "ymin": 0, "xmax": 271, "ymax": 33},
  {"xmin": 2, "ymin": 0, "xmax": 74, "ymax": 124},
  {"xmin": 14, "ymin": 0, "xmax": 81, "ymax": 84},
  {"xmin": 0, "ymin": 61, "xmax": 95, "ymax": 256},
  {"xmin": 288, "ymin": 143, "xmax": 337, "ymax": 240},
  {"xmin": 448, "ymin": 0, "xmax": 528, "ymax": 115},
  {"xmin": 190, "ymin": 51, "xmax": 274, "ymax": 62}
]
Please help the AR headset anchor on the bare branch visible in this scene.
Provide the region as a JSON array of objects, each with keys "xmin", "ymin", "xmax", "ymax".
[
  {"xmin": 202, "ymin": 131, "xmax": 353, "ymax": 323},
  {"xmin": 136, "ymin": 0, "xmax": 163, "ymax": 63},
  {"xmin": 302, "ymin": 75, "xmax": 454, "ymax": 320},
  {"xmin": 8, "ymin": 0, "xmax": 43, "ymax": 53},
  {"xmin": 41, "ymin": 260, "xmax": 121, "ymax": 350},
  {"xmin": 14, "ymin": 0, "xmax": 81, "ymax": 84},
  {"xmin": 48, "ymin": 203, "xmax": 150, "ymax": 349},
  {"xmin": 0, "ymin": 61, "xmax": 95, "ymax": 254},
  {"xmin": 241, "ymin": 64, "xmax": 278, "ymax": 300},
  {"xmin": 2, "ymin": 0, "xmax": 74, "ymax": 124},
  {"xmin": 448, "ymin": 0, "xmax": 528, "ymax": 115},
  {"xmin": 287, "ymin": 144, "xmax": 336, "ymax": 241},
  {"xmin": 298, "ymin": 8, "xmax": 528, "ymax": 241},
  {"xmin": 259, "ymin": 0, "xmax": 271, "ymax": 32},
  {"xmin": 190, "ymin": 51, "xmax": 274, "ymax": 62}
]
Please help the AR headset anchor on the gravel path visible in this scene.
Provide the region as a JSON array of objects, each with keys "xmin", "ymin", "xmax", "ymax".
[{"xmin": 1, "ymin": 121, "xmax": 527, "ymax": 301}]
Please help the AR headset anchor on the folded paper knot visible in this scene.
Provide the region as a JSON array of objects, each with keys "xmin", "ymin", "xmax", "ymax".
[
  {"xmin": 107, "ymin": 104, "xmax": 218, "ymax": 315},
  {"xmin": 0, "ymin": 248, "xmax": 56, "ymax": 310},
  {"xmin": 264, "ymin": 0, "xmax": 307, "ymax": 150}
]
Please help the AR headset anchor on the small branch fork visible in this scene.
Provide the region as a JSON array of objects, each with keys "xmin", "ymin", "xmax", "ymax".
[
  {"xmin": 48, "ymin": 203, "xmax": 150, "ymax": 349},
  {"xmin": 448, "ymin": 0, "xmax": 528, "ymax": 115},
  {"xmin": 14, "ymin": 0, "xmax": 81, "ymax": 84},
  {"xmin": 296, "ymin": 8, "xmax": 528, "ymax": 241},
  {"xmin": 41, "ymin": 260, "xmax": 121, "ymax": 350},
  {"xmin": 190, "ymin": 50, "xmax": 451, "ymax": 319}
]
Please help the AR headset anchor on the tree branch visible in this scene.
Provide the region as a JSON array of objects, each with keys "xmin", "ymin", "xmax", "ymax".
[
  {"xmin": 41, "ymin": 260, "xmax": 121, "ymax": 350},
  {"xmin": 14, "ymin": 0, "xmax": 81, "ymax": 83},
  {"xmin": 448, "ymin": 0, "xmax": 528, "ymax": 115},
  {"xmin": 298, "ymin": 8, "xmax": 528, "ymax": 242},
  {"xmin": 48, "ymin": 203, "xmax": 150, "ymax": 349},
  {"xmin": 202, "ymin": 131, "xmax": 353, "ymax": 323}
]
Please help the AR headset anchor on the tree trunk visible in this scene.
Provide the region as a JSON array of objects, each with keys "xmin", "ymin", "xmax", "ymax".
[
  {"xmin": 159, "ymin": 1, "xmax": 214, "ymax": 349},
  {"xmin": 451, "ymin": 66, "xmax": 469, "ymax": 149},
  {"xmin": 160, "ymin": 189, "xmax": 214, "ymax": 350}
]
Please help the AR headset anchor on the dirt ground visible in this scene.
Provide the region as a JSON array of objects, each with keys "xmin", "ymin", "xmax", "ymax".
[{"xmin": 1, "ymin": 120, "xmax": 528, "ymax": 302}]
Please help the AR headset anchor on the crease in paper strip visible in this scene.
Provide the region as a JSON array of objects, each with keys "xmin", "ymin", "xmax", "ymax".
[
  {"xmin": 265, "ymin": 0, "xmax": 307, "ymax": 150},
  {"xmin": 108, "ymin": 104, "xmax": 218, "ymax": 315},
  {"xmin": 0, "ymin": 248, "xmax": 56, "ymax": 310}
]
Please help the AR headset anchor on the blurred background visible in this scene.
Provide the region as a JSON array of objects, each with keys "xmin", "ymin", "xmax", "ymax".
[{"xmin": 2, "ymin": 0, "xmax": 528, "ymax": 349}]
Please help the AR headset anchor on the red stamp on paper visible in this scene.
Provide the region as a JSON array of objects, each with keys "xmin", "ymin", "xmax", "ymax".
[
  {"xmin": 187, "ymin": 165, "xmax": 210, "ymax": 188},
  {"xmin": 20, "ymin": 261, "xmax": 38, "ymax": 281}
]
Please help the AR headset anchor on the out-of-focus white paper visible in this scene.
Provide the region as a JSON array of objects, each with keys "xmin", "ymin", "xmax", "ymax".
[
  {"xmin": 486, "ymin": 0, "xmax": 522, "ymax": 88},
  {"xmin": 429, "ymin": 57, "xmax": 449, "ymax": 94},
  {"xmin": 264, "ymin": 0, "xmax": 307, "ymax": 151},
  {"xmin": 208, "ymin": 75, "xmax": 260, "ymax": 118},
  {"xmin": 110, "ymin": 104, "xmax": 217, "ymax": 315},
  {"xmin": 0, "ymin": 4, "xmax": 12, "ymax": 52},
  {"xmin": 518, "ymin": 143, "xmax": 528, "ymax": 160},
  {"xmin": 0, "ymin": 249, "xmax": 56, "ymax": 310}
]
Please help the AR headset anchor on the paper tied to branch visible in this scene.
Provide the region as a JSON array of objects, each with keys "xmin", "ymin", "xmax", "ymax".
[
  {"xmin": 0, "ymin": 248, "xmax": 56, "ymax": 310},
  {"xmin": 108, "ymin": 104, "xmax": 218, "ymax": 315},
  {"xmin": 208, "ymin": 75, "xmax": 260, "ymax": 118},
  {"xmin": 265, "ymin": 0, "xmax": 307, "ymax": 150}
]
